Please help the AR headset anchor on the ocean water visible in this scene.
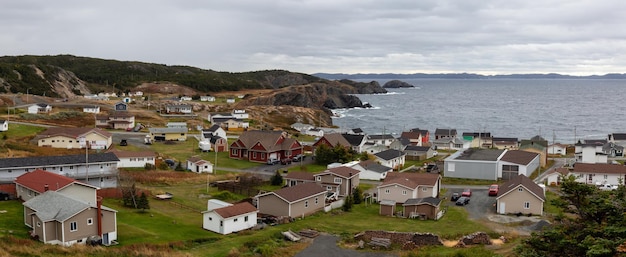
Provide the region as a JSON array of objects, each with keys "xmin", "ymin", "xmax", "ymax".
[{"xmin": 331, "ymin": 79, "xmax": 626, "ymax": 144}]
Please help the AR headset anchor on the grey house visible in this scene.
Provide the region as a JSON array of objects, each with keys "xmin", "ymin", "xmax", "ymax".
[{"xmin": 444, "ymin": 149, "xmax": 506, "ymax": 181}]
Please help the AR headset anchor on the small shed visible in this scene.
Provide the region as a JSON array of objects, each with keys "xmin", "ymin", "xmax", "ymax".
[
  {"xmin": 379, "ymin": 199, "xmax": 396, "ymax": 216},
  {"xmin": 402, "ymin": 197, "xmax": 442, "ymax": 220}
]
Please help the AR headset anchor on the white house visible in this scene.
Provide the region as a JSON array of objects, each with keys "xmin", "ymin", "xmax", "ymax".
[
  {"xmin": 231, "ymin": 109, "xmax": 249, "ymax": 119},
  {"xmin": 109, "ymin": 150, "xmax": 156, "ymax": 168},
  {"xmin": 180, "ymin": 96, "xmax": 193, "ymax": 101},
  {"xmin": 187, "ymin": 156, "xmax": 213, "ymax": 173},
  {"xmin": 547, "ymin": 143, "xmax": 568, "ymax": 155},
  {"xmin": 349, "ymin": 160, "xmax": 392, "ymax": 180},
  {"xmin": 165, "ymin": 104, "xmax": 193, "ymax": 114},
  {"xmin": 290, "ymin": 123, "xmax": 315, "ymax": 132},
  {"xmin": 575, "ymin": 141, "xmax": 608, "ymax": 164},
  {"xmin": 498, "ymin": 150, "xmax": 541, "ymax": 179},
  {"xmin": 432, "ymin": 137, "xmax": 470, "ymax": 150},
  {"xmin": 202, "ymin": 199, "xmax": 258, "ymax": 235},
  {"xmin": 0, "ymin": 120, "xmax": 7, "ymax": 132},
  {"xmin": 226, "ymin": 98, "xmax": 235, "ymax": 104},
  {"xmin": 201, "ymin": 125, "xmax": 227, "ymax": 140},
  {"xmin": 166, "ymin": 122, "xmax": 188, "ymax": 129},
  {"xmin": 82, "ymin": 105, "xmax": 100, "ymax": 114},
  {"xmin": 200, "ymin": 96, "xmax": 215, "ymax": 102},
  {"xmin": 571, "ymin": 163, "xmax": 626, "ymax": 186},
  {"xmin": 373, "ymin": 149, "xmax": 406, "ymax": 171},
  {"xmin": 28, "ymin": 103, "xmax": 52, "ymax": 114}
]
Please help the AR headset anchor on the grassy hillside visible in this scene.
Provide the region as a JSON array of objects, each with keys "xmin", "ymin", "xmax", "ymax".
[{"xmin": 0, "ymin": 55, "xmax": 325, "ymax": 95}]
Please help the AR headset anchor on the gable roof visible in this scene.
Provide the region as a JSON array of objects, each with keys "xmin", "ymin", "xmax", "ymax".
[
  {"xmin": 409, "ymin": 128, "xmax": 429, "ymax": 135},
  {"xmin": 317, "ymin": 133, "xmax": 351, "ymax": 148},
  {"xmin": 213, "ymin": 202, "xmax": 257, "ymax": 219},
  {"xmin": 36, "ymin": 127, "xmax": 112, "ymax": 139},
  {"xmin": 500, "ymin": 150, "xmax": 539, "ymax": 165},
  {"xmin": 573, "ymin": 163, "xmax": 626, "ymax": 175},
  {"xmin": 357, "ymin": 160, "xmax": 392, "ymax": 174},
  {"xmin": 403, "ymin": 197, "xmax": 442, "ymax": 207},
  {"xmin": 0, "ymin": 152, "xmax": 120, "ymax": 169},
  {"xmin": 341, "ymin": 134, "xmax": 366, "ymax": 146},
  {"xmin": 435, "ymin": 128, "xmax": 456, "ymax": 136},
  {"xmin": 374, "ymin": 149, "xmax": 405, "ymax": 161},
  {"xmin": 284, "ymin": 171, "xmax": 315, "ymax": 181},
  {"xmin": 496, "ymin": 174, "xmax": 545, "ymax": 201},
  {"xmin": 610, "ymin": 133, "xmax": 626, "ymax": 141},
  {"xmin": 368, "ymin": 134, "xmax": 395, "ymax": 140},
  {"xmin": 205, "ymin": 124, "xmax": 222, "ymax": 133},
  {"xmin": 404, "ymin": 145, "xmax": 430, "ymax": 152},
  {"xmin": 379, "ymin": 172, "xmax": 440, "ymax": 189},
  {"xmin": 188, "ymin": 156, "xmax": 210, "ymax": 165},
  {"xmin": 453, "ymin": 148, "xmax": 506, "ymax": 161},
  {"xmin": 320, "ymin": 166, "xmax": 360, "ymax": 178},
  {"xmin": 262, "ymin": 183, "xmax": 326, "ymax": 203},
  {"xmin": 23, "ymin": 191, "xmax": 89, "ymax": 222},
  {"xmin": 15, "ymin": 169, "xmax": 97, "ymax": 193},
  {"xmin": 400, "ymin": 131, "xmax": 421, "ymax": 140},
  {"xmin": 351, "ymin": 128, "xmax": 364, "ymax": 134},
  {"xmin": 462, "ymin": 132, "xmax": 492, "ymax": 138},
  {"xmin": 232, "ymin": 130, "xmax": 299, "ymax": 152}
]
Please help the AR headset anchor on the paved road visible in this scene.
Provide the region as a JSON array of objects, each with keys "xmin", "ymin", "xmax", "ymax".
[{"xmin": 295, "ymin": 235, "xmax": 397, "ymax": 257}]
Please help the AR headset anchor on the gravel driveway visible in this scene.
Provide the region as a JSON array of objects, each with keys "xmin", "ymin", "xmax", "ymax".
[
  {"xmin": 295, "ymin": 234, "xmax": 397, "ymax": 257},
  {"xmin": 443, "ymin": 187, "xmax": 496, "ymax": 220}
]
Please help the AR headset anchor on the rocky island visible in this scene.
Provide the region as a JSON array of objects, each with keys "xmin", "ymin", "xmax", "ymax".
[{"xmin": 383, "ymin": 79, "xmax": 415, "ymax": 88}]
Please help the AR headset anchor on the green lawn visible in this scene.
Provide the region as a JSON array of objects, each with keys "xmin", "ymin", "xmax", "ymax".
[
  {"xmin": 0, "ymin": 200, "xmax": 29, "ymax": 239},
  {"xmin": 0, "ymin": 123, "xmax": 46, "ymax": 139},
  {"xmin": 442, "ymin": 177, "xmax": 496, "ymax": 186},
  {"xmin": 147, "ymin": 139, "xmax": 260, "ymax": 170}
]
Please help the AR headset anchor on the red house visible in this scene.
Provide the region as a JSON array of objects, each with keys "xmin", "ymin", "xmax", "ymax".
[
  {"xmin": 312, "ymin": 133, "xmax": 351, "ymax": 149},
  {"xmin": 410, "ymin": 128, "xmax": 430, "ymax": 145},
  {"xmin": 229, "ymin": 130, "xmax": 303, "ymax": 163}
]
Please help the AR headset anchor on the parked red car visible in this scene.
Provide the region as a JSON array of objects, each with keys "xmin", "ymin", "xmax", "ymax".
[
  {"xmin": 461, "ymin": 188, "xmax": 472, "ymax": 197},
  {"xmin": 488, "ymin": 184, "xmax": 499, "ymax": 196}
]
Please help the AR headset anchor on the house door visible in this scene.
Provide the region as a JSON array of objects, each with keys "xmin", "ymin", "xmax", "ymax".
[
  {"xmin": 103, "ymin": 233, "xmax": 109, "ymax": 245},
  {"xmin": 587, "ymin": 174, "xmax": 593, "ymax": 184},
  {"xmin": 499, "ymin": 202, "xmax": 506, "ymax": 214}
]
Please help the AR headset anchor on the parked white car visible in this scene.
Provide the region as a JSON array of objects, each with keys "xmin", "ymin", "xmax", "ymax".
[{"xmin": 599, "ymin": 184, "xmax": 618, "ymax": 191}]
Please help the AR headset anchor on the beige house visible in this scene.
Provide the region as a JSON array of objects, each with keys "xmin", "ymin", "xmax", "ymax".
[
  {"xmin": 496, "ymin": 174, "xmax": 545, "ymax": 216},
  {"xmin": 36, "ymin": 127, "xmax": 113, "ymax": 150},
  {"xmin": 149, "ymin": 127, "xmax": 188, "ymax": 141},
  {"xmin": 15, "ymin": 169, "xmax": 99, "ymax": 204},
  {"xmin": 255, "ymin": 183, "xmax": 326, "ymax": 218},
  {"xmin": 376, "ymin": 172, "xmax": 441, "ymax": 204},
  {"xmin": 95, "ymin": 112, "xmax": 135, "ymax": 130},
  {"xmin": 313, "ymin": 166, "xmax": 360, "ymax": 197}
]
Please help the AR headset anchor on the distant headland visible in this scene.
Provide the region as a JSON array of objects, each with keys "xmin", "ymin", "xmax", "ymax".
[{"xmin": 313, "ymin": 72, "xmax": 626, "ymax": 80}]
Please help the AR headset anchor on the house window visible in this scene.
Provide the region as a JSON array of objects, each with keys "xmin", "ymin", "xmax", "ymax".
[
  {"xmin": 503, "ymin": 165, "xmax": 519, "ymax": 172},
  {"xmin": 285, "ymin": 150, "xmax": 291, "ymax": 157},
  {"xmin": 70, "ymin": 221, "xmax": 77, "ymax": 232},
  {"xmin": 261, "ymin": 153, "xmax": 266, "ymax": 159},
  {"xmin": 37, "ymin": 222, "xmax": 41, "ymax": 227},
  {"xmin": 334, "ymin": 178, "xmax": 342, "ymax": 183},
  {"xmin": 604, "ymin": 175, "xmax": 608, "ymax": 179},
  {"xmin": 326, "ymin": 186, "xmax": 332, "ymax": 190},
  {"xmin": 87, "ymin": 218, "xmax": 93, "ymax": 225},
  {"xmin": 253, "ymin": 152, "xmax": 257, "ymax": 159},
  {"xmin": 402, "ymin": 190, "xmax": 407, "ymax": 195},
  {"xmin": 518, "ymin": 188, "xmax": 523, "ymax": 192},
  {"xmin": 220, "ymin": 221, "xmax": 223, "ymax": 227},
  {"xmin": 305, "ymin": 200, "xmax": 309, "ymax": 208},
  {"xmin": 315, "ymin": 197, "xmax": 319, "ymax": 205},
  {"xmin": 524, "ymin": 202, "xmax": 530, "ymax": 209},
  {"xmin": 422, "ymin": 187, "xmax": 428, "ymax": 192},
  {"xmin": 385, "ymin": 189, "xmax": 390, "ymax": 194},
  {"xmin": 316, "ymin": 177, "xmax": 321, "ymax": 181},
  {"xmin": 244, "ymin": 216, "xmax": 248, "ymax": 222},
  {"xmin": 234, "ymin": 218, "xmax": 238, "ymax": 222},
  {"xmin": 231, "ymin": 149, "xmax": 238, "ymax": 155}
]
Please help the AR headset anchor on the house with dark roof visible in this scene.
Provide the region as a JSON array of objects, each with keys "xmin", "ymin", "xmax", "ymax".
[
  {"xmin": 434, "ymin": 128, "xmax": 457, "ymax": 140},
  {"xmin": 284, "ymin": 171, "xmax": 315, "ymax": 187},
  {"xmin": 0, "ymin": 152, "xmax": 120, "ymax": 188},
  {"xmin": 28, "ymin": 103, "xmax": 52, "ymax": 114},
  {"xmin": 403, "ymin": 145, "xmax": 435, "ymax": 161},
  {"xmin": 95, "ymin": 111, "xmax": 135, "ymax": 130},
  {"xmin": 376, "ymin": 172, "xmax": 441, "ymax": 204},
  {"xmin": 571, "ymin": 163, "xmax": 626, "ymax": 186},
  {"xmin": 340, "ymin": 133, "xmax": 367, "ymax": 153},
  {"xmin": 603, "ymin": 142, "xmax": 624, "ymax": 158},
  {"xmin": 409, "ymin": 128, "xmax": 430, "ymax": 145},
  {"xmin": 255, "ymin": 183, "xmax": 327, "ymax": 218},
  {"xmin": 402, "ymin": 197, "xmax": 443, "ymax": 220},
  {"xmin": 23, "ymin": 191, "xmax": 118, "ymax": 246},
  {"xmin": 444, "ymin": 149, "xmax": 507, "ymax": 181},
  {"xmin": 149, "ymin": 127, "xmax": 188, "ymax": 141},
  {"xmin": 496, "ymin": 174, "xmax": 545, "ymax": 215},
  {"xmin": 313, "ymin": 166, "xmax": 360, "ymax": 197},
  {"xmin": 349, "ymin": 160, "xmax": 392, "ymax": 181},
  {"xmin": 15, "ymin": 169, "xmax": 99, "ymax": 204},
  {"xmin": 114, "ymin": 102, "xmax": 128, "ymax": 111},
  {"xmin": 35, "ymin": 127, "xmax": 113, "ymax": 150},
  {"xmin": 519, "ymin": 135, "xmax": 548, "ymax": 167},
  {"xmin": 400, "ymin": 131, "xmax": 423, "ymax": 146},
  {"xmin": 200, "ymin": 125, "xmax": 228, "ymax": 152},
  {"xmin": 499, "ymin": 150, "xmax": 541, "ymax": 180},
  {"xmin": 462, "ymin": 132, "xmax": 493, "ymax": 148},
  {"xmin": 373, "ymin": 149, "xmax": 406, "ymax": 171},
  {"xmin": 313, "ymin": 133, "xmax": 351, "ymax": 150},
  {"xmin": 574, "ymin": 139, "xmax": 608, "ymax": 164},
  {"xmin": 608, "ymin": 133, "xmax": 626, "ymax": 148},
  {"xmin": 349, "ymin": 128, "xmax": 364, "ymax": 135},
  {"xmin": 202, "ymin": 200, "xmax": 258, "ymax": 235},
  {"xmin": 432, "ymin": 137, "xmax": 469, "ymax": 150},
  {"xmin": 229, "ymin": 130, "xmax": 303, "ymax": 164},
  {"xmin": 366, "ymin": 134, "xmax": 395, "ymax": 147}
]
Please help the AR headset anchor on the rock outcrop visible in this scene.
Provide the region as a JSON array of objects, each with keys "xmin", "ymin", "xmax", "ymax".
[{"xmin": 383, "ymin": 80, "xmax": 415, "ymax": 88}]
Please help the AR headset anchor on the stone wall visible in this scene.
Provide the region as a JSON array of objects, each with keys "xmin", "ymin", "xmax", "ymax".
[{"xmin": 354, "ymin": 230, "xmax": 443, "ymax": 246}]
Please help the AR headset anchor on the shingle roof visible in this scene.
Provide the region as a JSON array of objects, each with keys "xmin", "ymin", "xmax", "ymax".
[
  {"xmin": 379, "ymin": 172, "xmax": 440, "ymax": 189},
  {"xmin": 323, "ymin": 166, "xmax": 360, "ymax": 178},
  {"xmin": 501, "ymin": 150, "xmax": 539, "ymax": 165},
  {"xmin": 400, "ymin": 131, "xmax": 421, "ymax": 140},
  {"xmin": 573, "ymin": 163, "xmax": 626, "ymax": 175},
  {"xmin": 374, "ymin": 149, "xmax": 405, "ymax": 161},
  {"xmin": 368, "ymin": 134, "xmax": 395, "ymax": 140},
  {"xmin": 611, "ymin": 133, "xmax": 626, "ymax": 141},
  {"xmin": 269, "ymin": 183, "xmax": 326, "ymax": 203},
  {"xmin": 284, "ymin": 172, "xmax": 315, "ymax": 181},
  {"xmin": 15, "ymin": 169, "xmax": 95, "ymax": 193},
  {"xmin": 404, "ymin": 145, "xmax": 430, "ymax": 152},
  {"xmin": 341, "ymin": 134, "xmax": 365, "ymax": 146},
  {"xmin": 317, "ymin": 133, "xmax": 351, "ymax": 148},
  {"xmin": 435, "ymin": 128, "xmax": 456, "ymax": 136},
  {"xmin": 409, "ymin": 128, "xmax": 429, "ymax": 135},
  {"xmin": 23, "ymin": 191, "xmax": 89, "ymax": 222},
  {"xmin": 0, "ymin": 152, "xmax": 119, "ymax": 169},
  {"xmin": 214, "ymin": 202, "xmax": 257, "ymax": 219},
  {"xmin": 36, "ymin": 127, "xmax": 112, "ymax": 139},
  {"xmin": 358, "ymin": 160, "xmax": 392, "ymax": 174},
  {"xmin": 496, "ymin": 174, "xmax": 545, "ymax": 201},
  {"xmin": 403, "ymin": 197, "xmax": 441, "ymax": 206},
  {"xmin": 232, "ymin": 130, "xmax": 299, "ymax": 152},
  {"xmin": 453, "ymin": 149, "xmax": 506, "ymax": 161}
]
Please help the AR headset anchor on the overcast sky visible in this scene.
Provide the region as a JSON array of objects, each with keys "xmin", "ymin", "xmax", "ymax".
[{"xmin": 2, "ymin": 0, "xmax": 625, "ymax": 75}]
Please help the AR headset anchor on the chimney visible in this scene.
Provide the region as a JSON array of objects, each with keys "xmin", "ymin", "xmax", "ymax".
[
  {"xmin": 348, "ymin": 172, "xmax": 353, "ymax": 196},
  {"xmin": 44, "ymin": 184, "xmax": 49, "ymax": 192},
  {"xmin": 97, "ymin": 196, "xmax": 103, "ymax": 240}
]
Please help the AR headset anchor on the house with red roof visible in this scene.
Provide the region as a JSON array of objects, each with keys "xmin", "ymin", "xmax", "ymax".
[
  {"xmin": 202, "ymin": 199, "xmax": 258, "ymax": 235},
  {"xmin": 229, "ymin": 130, "xmax": 303, "ymax": 163},
  {"xmin": 284, "ymin": 171, "xmax": 315, "ymax": 187},
  {"xmin": 15, "ymin": 169, "xmax": 99, "ymax": 204},
  {"xmin": 255, "ymin": 183, "xmax": 327, "ymax": 218},
  {"xmin": 35, "ymin": 127, "xmax": 113, "ymax": 150}
]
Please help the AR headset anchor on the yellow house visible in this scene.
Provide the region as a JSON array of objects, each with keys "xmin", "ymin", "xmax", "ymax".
[
  {"xmin": 36, "ymin": 127, "xmax": 113, "ymax": 149},
  {"xmin": 148, "ymin": 127, "xmax": 188, "ymax": 141}
]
